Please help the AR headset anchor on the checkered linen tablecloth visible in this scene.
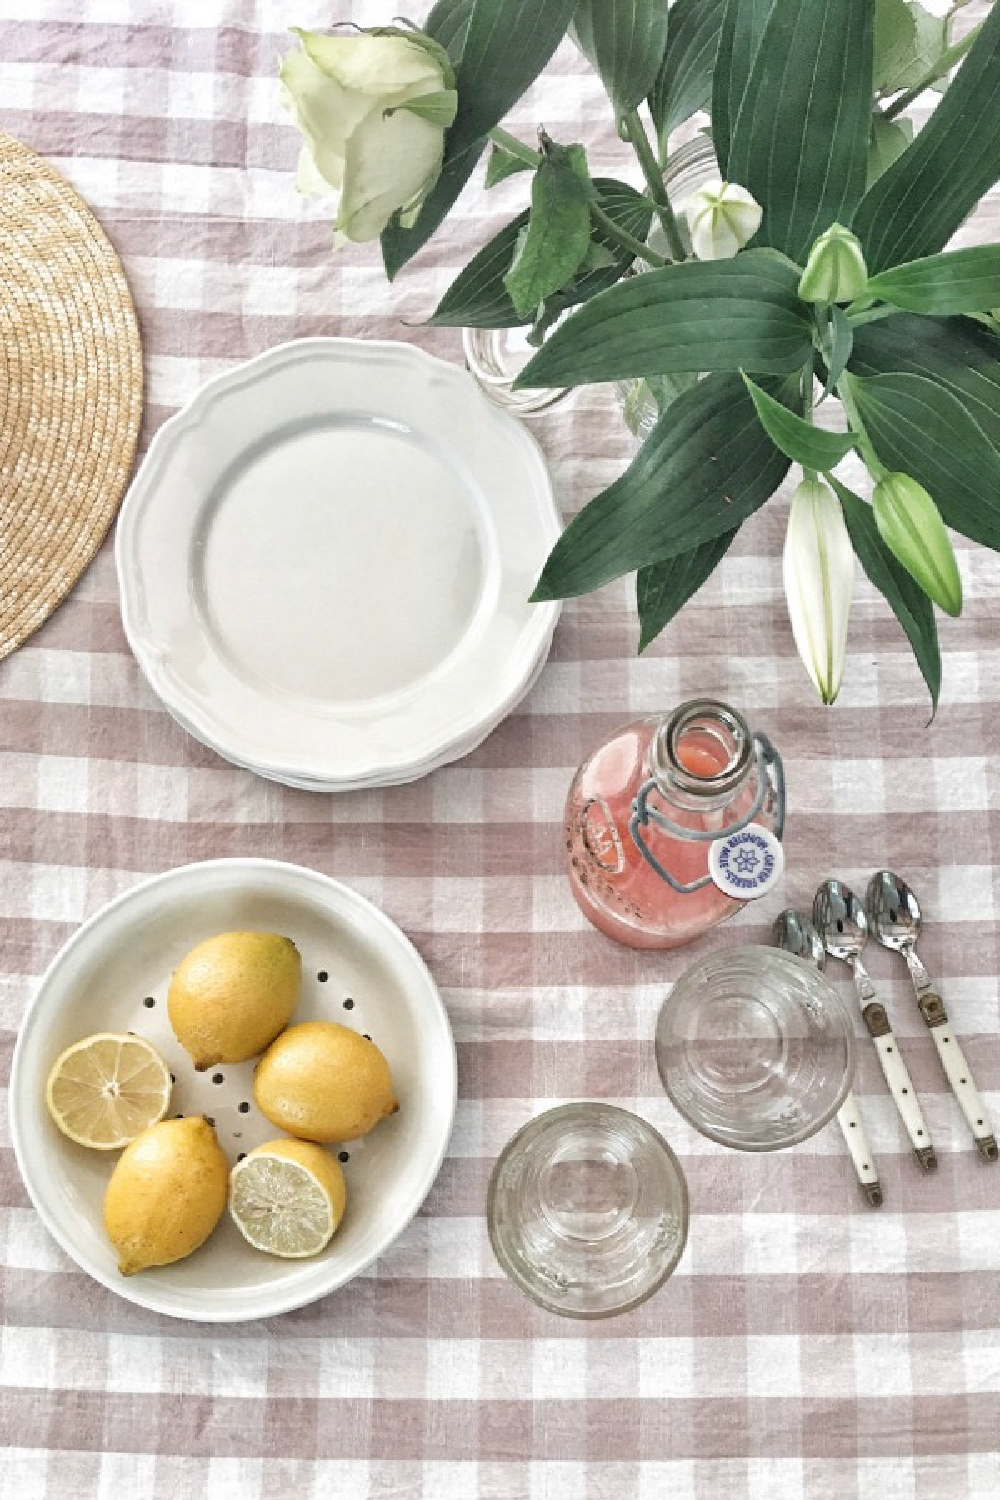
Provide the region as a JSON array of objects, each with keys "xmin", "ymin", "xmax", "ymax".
[{"xmin": 2, "ymin": 3, "xmax": 999, "ymax": 1496}]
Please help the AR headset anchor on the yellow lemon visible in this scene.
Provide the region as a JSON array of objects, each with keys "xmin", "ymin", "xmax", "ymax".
[
  {"xmin": 254, "ymin": 1021, "xmax": 398, "ymax": 1143},
  {"xmin": 45, "ymin": 1033, "xmax": 171, "ymax": 1150},
  {"xmin": 103, "ymin": 1116, "xmax": 229, "ymax": 1276},
  {"xmin": 167, "ymin": 931, "xmax": 301, "ymax": 1070},
  {"xmin": 229, "ymin": 1138, "xmax": 346, "ymax": 1258}
]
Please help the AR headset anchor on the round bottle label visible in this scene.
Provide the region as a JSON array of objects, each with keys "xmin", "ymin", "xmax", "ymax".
[{"xmin": 708, "ymin": 826, "xmax": 783, "ymax": 900}]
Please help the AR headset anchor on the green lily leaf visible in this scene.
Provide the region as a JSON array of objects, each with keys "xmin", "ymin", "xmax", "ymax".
[
  {"xmin": 572, "ymin": 0, "xmax": 670, "ymax": 114},
  {"xmin": 504, "ymin": 144, "xmax": 594, "ymax": 319},
  {"xmin": 843, "ymin": 370, "xmax": 1000, "ymax": 549},
  {"xmin": 867, "ymin": 114, "xmax": 913, "ymax": 188},
  {"xmin": 531, "ymin": 372, "xmax": 793, "ymax": 600},
  {"xmin": 638, "ymin": 531, "xmax": 739, "ymax": 652},
  {"xmin": 725, "ymin": 0, "xmax": 874, "ymax": 263},
  {"xmin": 743, "ymin": 374, "xmax": 856, "ymax": 469},
  {"xmin": 865, "ymin": 248, "xmax": 1000, "ymax": 317},
  {"xmin": 649, "ymin": 0, "xmax": 726, "ymax": 148},
  {"xmin": 880, "ymin": 0, "xmax": 949, "ymax": 92},
  {"xmin": 425, "ymin": 0, "xmax": 474, "ymax": 63},
  {"xmin": 852, "ymin": 2, "xmax": 1000, "ymax": 274},
  {"xmin": 819, "ymin": 305, "xmax": 854, "ymax": 397},
  {"xmin": 516, "ymin": 250, "xmax": 813, "ymax": 388},
  {"xmin": 429, "ymin": 178, "xmax": 652, "ymax": 328},
  {"xmin": 382, "ymin": 0, "xmax": 578, "ymax": 276},
  {"xmin": 849, "ymin": 314, "xmax": 1000, "ymax": 449},
  {"xmin": 713, "ymin": 0, "xmax": 777, "ymax": 174},
  {"xmin": 831, "ymin": 476, "xmax": 941, "ymax": 712},
  {"xmin": 485, "ymin": 142, "xmax": 534, "ymax": 187},
  {"xmin": 873, "ymin": 0, "xmax": 917, "ymax": 93}
]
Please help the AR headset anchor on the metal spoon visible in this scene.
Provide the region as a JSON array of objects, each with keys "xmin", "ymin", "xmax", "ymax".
[
  {"xmin": 774, "ymin": 909, "xmax": 883, "ymax": 1206},
  {"xmin": 813, "ymin": 879, "xmax": 936, "ymax": 1171},
  {"xmin": 866, "ymin": 870, "xmax": 997, "ymax": 1162}
]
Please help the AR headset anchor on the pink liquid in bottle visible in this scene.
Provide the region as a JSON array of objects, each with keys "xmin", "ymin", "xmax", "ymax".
[{"xmin": 565, "ymin": 701, "xmax": 782, "ymax": 950}]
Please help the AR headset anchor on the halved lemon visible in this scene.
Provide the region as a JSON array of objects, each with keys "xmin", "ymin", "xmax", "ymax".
[
  {"xmin": 229, "ymin": 1138, "xmax": 346, "ymax": 1258},
  {"xmin": 45, "ymin": 1033, "xmax": 172, "ymax": 1150}
]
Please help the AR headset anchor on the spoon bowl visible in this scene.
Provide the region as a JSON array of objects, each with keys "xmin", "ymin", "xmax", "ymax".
[
  {"xmin": 865, "ymin": 870, "xmax": 922, "ymax": 954},
  {"xmin": 813, "ymin": 879, "xmax": 869, "ymax": 963},
  {"xmin": 773, "ymin": 909, "xmax": 827, "ymax": 970}
]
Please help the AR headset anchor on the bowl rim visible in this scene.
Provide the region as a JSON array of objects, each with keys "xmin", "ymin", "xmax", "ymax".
[
  {"xmin": 654, "ymin": 944, "xmax": 857, "ymax": 1153},
  {"xmin": 8, "ymin": 857, "xmax": 458, "ymax": 1322}
]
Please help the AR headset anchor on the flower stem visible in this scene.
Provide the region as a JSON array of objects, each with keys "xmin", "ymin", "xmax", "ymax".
[
  {"xmin": 621, "ymin": 110, "xmax": 687, "ymax": 262},
  {"xmin": 589, "ymin": 201, "xmax": 667, "ymax": 267},
  {"xmin": 837, "ymin": 378, "xmax": 886, "ymax": 479},
  {"xmin": 882, "ymin": 22, "xmax": 982, "ymax": 121},
  {"xmin": 487, "ymin": 127, "xmax": 541, "ymax": 168},
  {"xmin": 846, "ymin": 303, "xmax": 897, "ymax": 327}
]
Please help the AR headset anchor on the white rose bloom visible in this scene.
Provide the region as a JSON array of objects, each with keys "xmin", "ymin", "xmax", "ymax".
[
  {"xmin": 686, "ymin": 179, "xmax": 762, "ymax": 261},
  {"xmin": 281, "ymin": 30, "xmax": 457, "ymax": 244}
]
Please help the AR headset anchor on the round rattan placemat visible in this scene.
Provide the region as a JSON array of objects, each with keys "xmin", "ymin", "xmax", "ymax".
[{"xmin": 0, "ymin": 131, "xmax": 143, "ymax": 660}]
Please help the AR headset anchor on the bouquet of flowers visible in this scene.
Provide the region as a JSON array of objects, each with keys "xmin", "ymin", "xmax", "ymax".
[{"xmin": 281, "ymin": 0, "xmax": 1000, "ymax": 709}]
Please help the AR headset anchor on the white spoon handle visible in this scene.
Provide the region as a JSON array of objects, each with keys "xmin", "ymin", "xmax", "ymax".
[
  {"xmin": 929, "ymin": 1023, "xmax": 998, "ymax": 1161},
  {"xmin": 871, "ymin": 1030, "xmax": 936, "ymax": 1169},
  {"xmin": 836, "ymin": 1090, "xmax": 882, "ymax": 1205},
  {"xmin": 851, "ymin": 956, "xmax": 936, "ymax": 1169}
]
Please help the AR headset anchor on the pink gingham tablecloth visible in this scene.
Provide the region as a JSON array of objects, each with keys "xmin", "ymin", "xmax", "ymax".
[{"xmin": 1, "ymin": 3, "xmax": 999, "ymax": 1496}]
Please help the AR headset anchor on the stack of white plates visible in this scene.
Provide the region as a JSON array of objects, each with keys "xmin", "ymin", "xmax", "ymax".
[{"xmin": 116, "ymin": 339, "xmax": 562, "ymax": 791}]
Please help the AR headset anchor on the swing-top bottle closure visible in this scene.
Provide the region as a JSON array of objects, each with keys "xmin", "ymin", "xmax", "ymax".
[{"xmin": 632, "ymin": 699, "xmax": 786, "ymax": 900}]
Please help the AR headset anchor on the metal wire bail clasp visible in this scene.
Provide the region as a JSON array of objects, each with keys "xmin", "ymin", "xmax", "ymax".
[{"xmin": 629, "ymin": 730, "xmax": 785, "ymax": 896}]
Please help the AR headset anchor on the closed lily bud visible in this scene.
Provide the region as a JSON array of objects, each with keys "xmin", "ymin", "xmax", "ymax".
[
  {"xmin": 783, "ymin": 477, "xmax": 855, "ymax": 705},
  {"xmin": 872, "ymin": 473, "xmax": 963, "ymax": 616},
  {"xmin": 797, "ymin": 223, "xmax": 868, "ymax": 303},
  {"xmin": 686, "ymin": 179, "xmax": 762, "ymax": 260}
]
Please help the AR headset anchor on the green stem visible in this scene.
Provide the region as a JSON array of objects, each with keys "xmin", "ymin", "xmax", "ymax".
[
  {"xmin": 621, "ymin": 110, "xmax": 687, "ymax": 262},
  {"xmin": 801, "ymin": 353, "xmax": 815, "ymax": 418},
  {"xmin": 487, "ymin": 127, "xmax": 541, "ymax": 168},
  {"xmin": 846, "ymin": 303, "xmax": 898, "ymax": 327},
  {"xmin": 589, "ymin": 201, "xmax": 667, "ymax": 267},
  {"xmin": 837, "ymin": 378, "xmax": 886, "ymax": 479},
  {"xmin": 882, "ymin": 22, "xmax": 982, "ymax": 121}
]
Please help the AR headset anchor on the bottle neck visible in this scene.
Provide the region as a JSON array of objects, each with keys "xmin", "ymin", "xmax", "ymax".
[{"xmin": 649, "ymin": 700, "xmax": 755, "ymax": 813}]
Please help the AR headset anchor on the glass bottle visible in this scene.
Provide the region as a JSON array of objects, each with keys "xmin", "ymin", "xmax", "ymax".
[{"xmin": 565, "ymin": 699, "xmax": 785, "ymax": 951}]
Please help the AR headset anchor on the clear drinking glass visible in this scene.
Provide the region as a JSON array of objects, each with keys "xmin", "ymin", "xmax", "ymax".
[
  {"xmin": 655, "ymin": 947, "xmax": 856, "ymax": 1151},
  {"xmin": 486, "ymin": 1102, "xmax": 689, "ymax": 1319}
]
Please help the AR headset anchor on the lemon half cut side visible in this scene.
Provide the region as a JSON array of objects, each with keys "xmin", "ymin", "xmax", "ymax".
[
  {"xmin": 229, "ymin": 1139, "xmax": 346, "ymax": 1259},
  {"xmin": 45, "ymin": 1033, "xmax": 172, "ymax": 1149}
]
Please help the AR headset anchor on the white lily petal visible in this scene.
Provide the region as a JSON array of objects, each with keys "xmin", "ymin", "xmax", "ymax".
[
  {"xmin": 783, "ymin": 478, "xmax": 855, "ymax": 705},
  {"xmin": 690, "ymin": 206, "xmax": 741, "ymax": 260},
  {"xmin": 686, "ymin": 180, "xmax": 762, "ymax": 261},
  {"xmin": 338, "ymin": 105, "xmax": 445, "ymax": 242},
  {"xmin": 297, "ymin": 31, "xmax": 444, "ymax": 99},
  {"xmin": 280, "ymin": 50, "xmax": 371, "ymax": 194}
]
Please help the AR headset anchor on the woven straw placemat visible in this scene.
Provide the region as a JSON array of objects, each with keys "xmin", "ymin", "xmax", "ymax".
[{"xmin": 0, "ymin": 132, "xmax": 143, "ymax": 660}]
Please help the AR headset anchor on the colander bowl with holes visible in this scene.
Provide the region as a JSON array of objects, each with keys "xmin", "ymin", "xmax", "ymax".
[{"xmin": 9, "ymin": 859, "xmax": 456, "ymax": 1321}]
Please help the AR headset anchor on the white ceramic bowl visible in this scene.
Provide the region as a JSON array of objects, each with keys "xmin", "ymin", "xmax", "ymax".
[{"xmin": 9, "ymin": 859, "xmax": 456, "ymax": 1322}]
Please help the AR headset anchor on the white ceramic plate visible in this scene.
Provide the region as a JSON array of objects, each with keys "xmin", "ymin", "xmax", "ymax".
[
  {"xmin": 9, "ymin": 859, "xmax": 456, "ymax": 1322},
  {"xmin": 116, "ymin": 339, "xmax": 561, "ymax": 787}
]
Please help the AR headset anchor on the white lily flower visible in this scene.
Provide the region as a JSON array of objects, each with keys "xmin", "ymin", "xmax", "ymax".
[
  {"xmin": 783, "ymin": 476, "xmax": 855, "ymax": 705},
  {"xmin": 686, "ymin": 179, "xmax": 762, "ymax": 260},
  {"xmin": 280, "ymin": 30, "xmax": 457, "ymax": 244}
]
